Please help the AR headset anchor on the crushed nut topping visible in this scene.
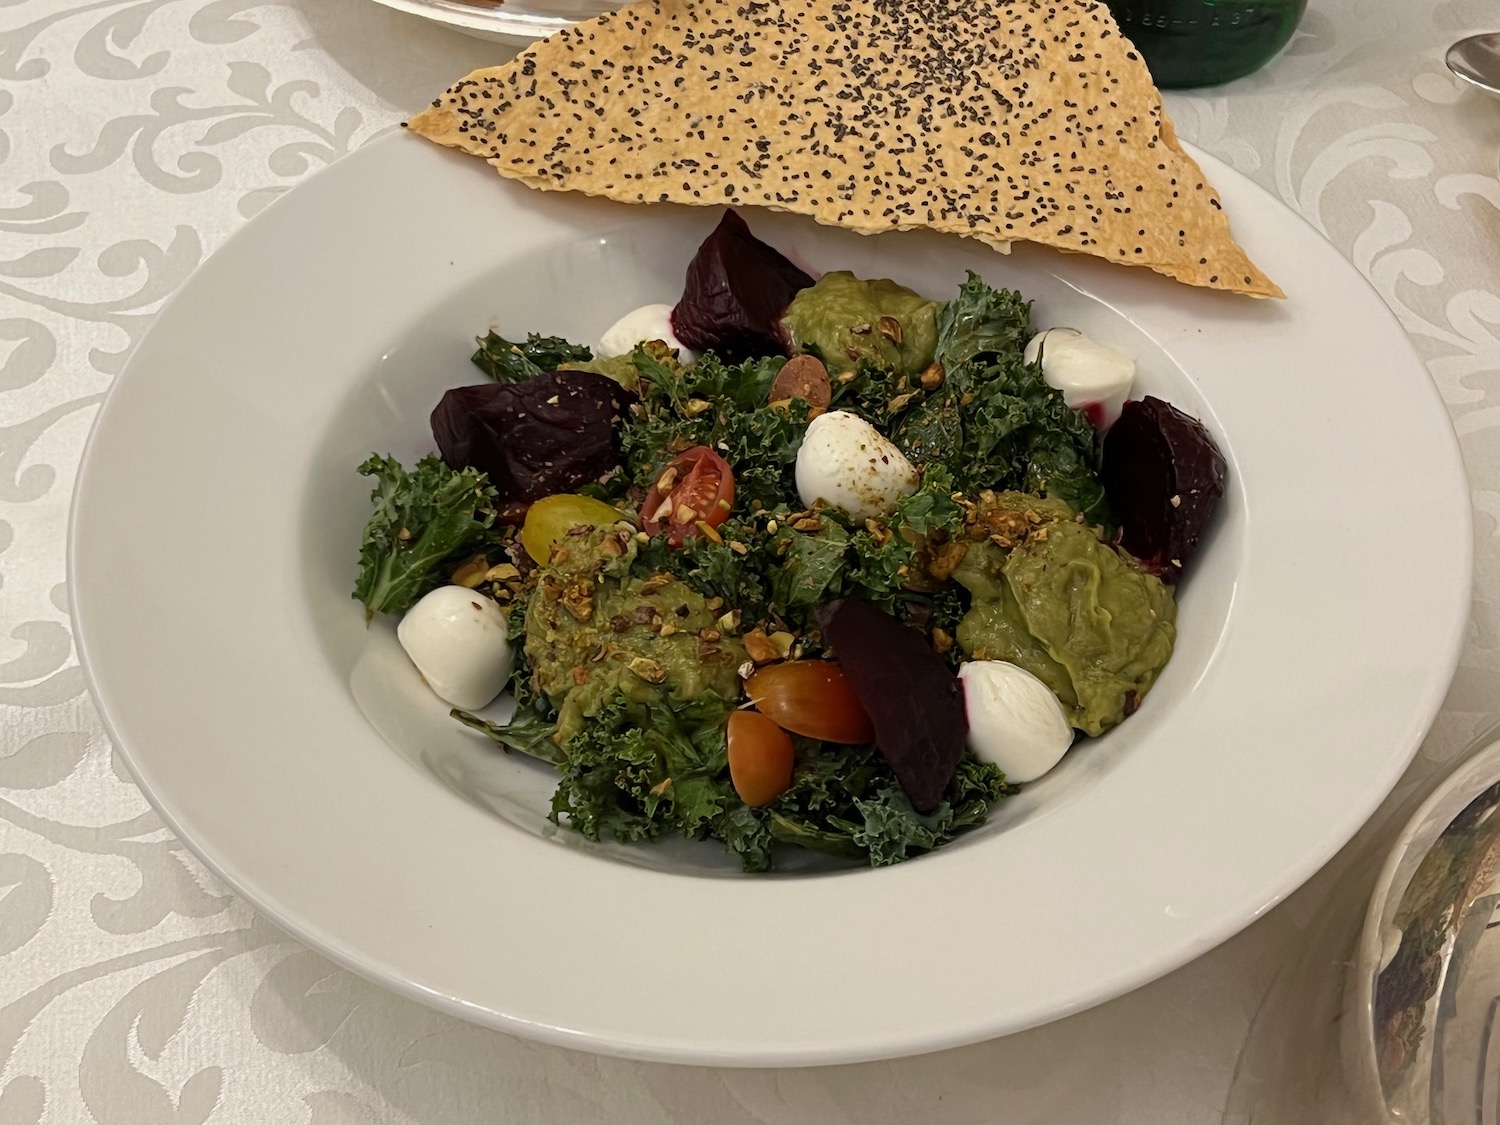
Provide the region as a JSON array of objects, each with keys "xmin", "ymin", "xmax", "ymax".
[
  {"xmin": 628, "ymin": 657, "xmax": 669, "ymax": 684},
  {"xmin": 742, "ymin": 628, "xmax": 780, "ymax": 664},
  {"xmin": 451, "ymin": 554, "xmax": 491, "ymax": 588},
  {"xmin": 560, "ymin": 581, "xmax": 595, "ymax": 622},
  {"xmin": 638, "ymin": 574, "xmax": 672, "ymax": 596}
]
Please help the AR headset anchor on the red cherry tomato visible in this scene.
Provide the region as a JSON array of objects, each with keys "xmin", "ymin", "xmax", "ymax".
[
  {"xmin": 727, "ymin": 711, "xmax": 795, "ymax": 807},
  {"xmin": 744, "ymin": 661, "xmax": 875, "ymax": 745},
  {"xmin": 640, "ymin": 446, "xmax": 735, "ymax": 547}
]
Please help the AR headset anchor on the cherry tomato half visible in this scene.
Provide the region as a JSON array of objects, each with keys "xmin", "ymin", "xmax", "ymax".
[
  {"xmin": 727, "ymin": 711, "xmax": 795, "ymax": 807},
  {"xmin": 744, "ymin": 661, "xmax": 875, "ymax": 745},
  {"xmin": 641, "ymin": 446, "xmax": 735, "ymax": 547}
]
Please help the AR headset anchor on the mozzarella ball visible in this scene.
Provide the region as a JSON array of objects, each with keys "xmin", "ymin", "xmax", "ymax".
[
  {"xmin": 795, "ymin": 410, "xmax": 920, "ymax": 520},
  {"xmin": 1023, "ymin": 328, "xmax": 1135, "ymax": 429},
  {"xmin": 396, "ymin": 586, "xmax": 514, "ymax": 711},
  {"xmin": 957, "ymin": 660, "xmax": 1074, "ymax": 783},
  {"xmin": 598, "ymin": 303, "xmax": 698, "ymax": 362}
]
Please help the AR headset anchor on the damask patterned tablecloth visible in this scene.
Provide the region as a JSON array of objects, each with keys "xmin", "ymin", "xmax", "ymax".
[{"xmin": 1, "ymin": 1, "xmax": 1497, "ymax": 1121}]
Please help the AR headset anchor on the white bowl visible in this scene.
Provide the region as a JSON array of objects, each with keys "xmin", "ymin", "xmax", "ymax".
[{"xmin": 70, "ymin": 132, "xmax": 1471, "ymax": 1064}]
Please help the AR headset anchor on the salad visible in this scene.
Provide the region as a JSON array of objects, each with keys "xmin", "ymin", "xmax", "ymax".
[{"xmin": 352, "ymin": 212, "xmax": 1226, "ymax": 872}]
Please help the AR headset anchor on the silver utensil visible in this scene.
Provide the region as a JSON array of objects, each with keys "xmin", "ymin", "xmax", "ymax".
[
  {"xmin": 1447, "ymin": 33, "xmax": 1500, "ymax": 98},
  {"xmin": 1347, "ymin": 721, "xmax": 1500, "ymax": 1124}
]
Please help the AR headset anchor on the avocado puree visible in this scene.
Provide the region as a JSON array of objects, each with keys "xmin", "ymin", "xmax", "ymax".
[
  {"xmin": 782, "ymin": 271, "xmax": 939, "ymax": 376},
  {"xmin": 953, "ymin": 492, "xmax": 1176, "ymax": 736},
  {"xmin": 567, "ymin": 352, "xmax": 641, "ymax": 391},
  {"xmin": 525, "ymin": 527, "xmax": 746, "ymax": 741}
]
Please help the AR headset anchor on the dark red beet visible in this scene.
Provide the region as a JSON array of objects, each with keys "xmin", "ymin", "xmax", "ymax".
[
  {"xmin": 815, "ymin": 599, "xmax": 968, "ymax": 814},
  {"xmin": 671, "ymin": 210, "xmax": 814, "ymax": 363},
  {"xmin": 1101, "ymin": 396, "xmax": 1226, "ymax": 582},
  {"xmin": 431, "ymin": 371, "xmax": 633, "ymax": 519}
]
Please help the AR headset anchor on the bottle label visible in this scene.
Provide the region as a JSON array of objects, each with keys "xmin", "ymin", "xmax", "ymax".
[{"xmin": 1116, "ymin": 1, "xmax": 1262, "ymax": 31}]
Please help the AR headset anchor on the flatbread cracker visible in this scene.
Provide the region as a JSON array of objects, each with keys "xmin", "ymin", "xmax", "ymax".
[{"xmin": 408, "ymin": 0, "xmax": 1281, "ymax": 298}]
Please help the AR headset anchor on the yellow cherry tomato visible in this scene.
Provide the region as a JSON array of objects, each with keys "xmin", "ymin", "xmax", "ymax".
[{"xmin": 520, "ymin": 494, "xmax": 629, "ymax": 564}]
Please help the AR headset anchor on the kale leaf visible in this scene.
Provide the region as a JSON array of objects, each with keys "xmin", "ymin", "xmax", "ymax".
[
  {"xmin": 845, "ymin": 467, "xmax": 964, "ymax": 611},
  {"xmin": 713, "ymin": 804, "xmax": 776, "ymax": 873},
  {"xmin": 452, "ymin": 706, "xmax": 564, "ymax": 765},
  {"xmin": 612, "ymin": 347, "xmax": 805, "ymax": 512},
  {"xmin": 459, "ymin": 688, "xmax": 768, "ymax": 865},
  {"xmin": 852, "ymin": 788, "xmax": 946, "ymax": 866},
  {"xmin": 550, "ymin": 698, "xmax": 663, "ymax": 843},
  {"xmin": 828, "ymin": 360, "xmax": 909, "ymax": 424},
  {"xmin": 352, "ymin": 454, "xmax": 496, "ymax": 618},
  {"xmin": 897, "ymin": 274, "xmax": 1111, "ymax": 527},
  {"xmin": 542, "ymin": 691, "xmax": 743, "ymax": 849},
  {"xmin": 770, "ymin": 514, "xmax": 850, "ymax": 610},
  {"xmin": 767, "ymin": 742, "xmax": 1012, "ymax": 866},
  {"xmin": 501, "ymin": 600, "xmax": 551, "ymax": 719},
  {"xmin": 934, "ymin": 273, "xmax": 1033, "ymax": 374},
  {"xmin": 471, "ymin": 331, "xmax": 593, "ymax": 383}
]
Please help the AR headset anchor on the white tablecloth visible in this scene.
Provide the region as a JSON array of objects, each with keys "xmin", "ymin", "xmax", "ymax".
[{"xmin": 2, "ymin": 1, "xmax": 1497, "ymax": 1120}]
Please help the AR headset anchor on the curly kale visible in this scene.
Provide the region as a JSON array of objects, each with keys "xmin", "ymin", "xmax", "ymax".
[
  {"xmin": 610, "ymin": 347, "xmax": 807, "ymax": 511},
  {"xmin": 895, "ymin": 273, "xmax": 1110, "ymax": 526},
  {"xmin": 471, "ymin": 331, "xmax": 593, "ymax": 383},
  {"xmin": 458, "ymin": 691, "xmax": 748, "ymax": 854},
  {"xmin": 352, "ymin": 454, "xmax": 497, "ymax": 618},
  {"xmin": 458, "ymin": 689, "xmax": 1008, "ymax": 871},
  {"xmin": 766, "ymin": 742, "xmax": 1012, "ymax": 867},
  {"xmin": 501, "ymin": 599, "xmax": 550, "ymax": 720},
  {"xmin": 452, "ymin": 705, "xmax": 562, "ymax": 765}
]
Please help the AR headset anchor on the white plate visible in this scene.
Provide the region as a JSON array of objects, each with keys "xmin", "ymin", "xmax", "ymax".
[
  {"xmin": 69, "ymin": 131, "xmax": 1471, "ymax": 1066},
  {"xmin": 367, "ymin": 0, "xmax": 612, "ymax": 43}
]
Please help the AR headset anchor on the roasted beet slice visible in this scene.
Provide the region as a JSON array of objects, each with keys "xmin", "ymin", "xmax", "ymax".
[
  {"xmin": 431, "ymin": 370, "xmax": 633, "ymax": 519},
  {"xmin": 671, "ymin": 210, "xmax": 814, "ymax": 362},
  {"xmin": 815, "ymin": 598, "xmax": 968, "ymax": 814},
  {"xmin": 1101, "ymin": 396, "xmax": 1226, "ymax": 582}
]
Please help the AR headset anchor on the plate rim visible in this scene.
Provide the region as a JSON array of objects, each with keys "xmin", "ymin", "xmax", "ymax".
[
  {"xmin": 365, "ymin": 0, "xmax": 577, "ymax": 42},
  {"xmin": 67, "ymin": 130, "xmax": 1474, "ymax": 1066}
]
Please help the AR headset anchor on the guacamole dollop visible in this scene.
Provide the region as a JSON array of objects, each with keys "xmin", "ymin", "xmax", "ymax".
[
  {"xmin": 782, "ymin": 271, "xmax": 939, "ymax": 376},
  {"xmin": 567, "ymin": 352, "xmax": 642, "ymax": 391},
  {"xmin": 953, "ymin": 492, "xmax": 1176, "ymax": 736},
  {"xmin": 524, "ymin": 527, "xmax": 746, "ymax": 741}
]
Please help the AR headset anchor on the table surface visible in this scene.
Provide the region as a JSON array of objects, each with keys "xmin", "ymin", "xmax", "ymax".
[{"xmin": 2, "ymin": 1, "xmax": 1498, "ymax": 1121}]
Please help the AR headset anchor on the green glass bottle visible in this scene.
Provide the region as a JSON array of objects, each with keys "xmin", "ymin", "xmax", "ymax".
[{"xmin": 1106, "ymin": 0, "xmax": 1307, "ymax": 89}]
